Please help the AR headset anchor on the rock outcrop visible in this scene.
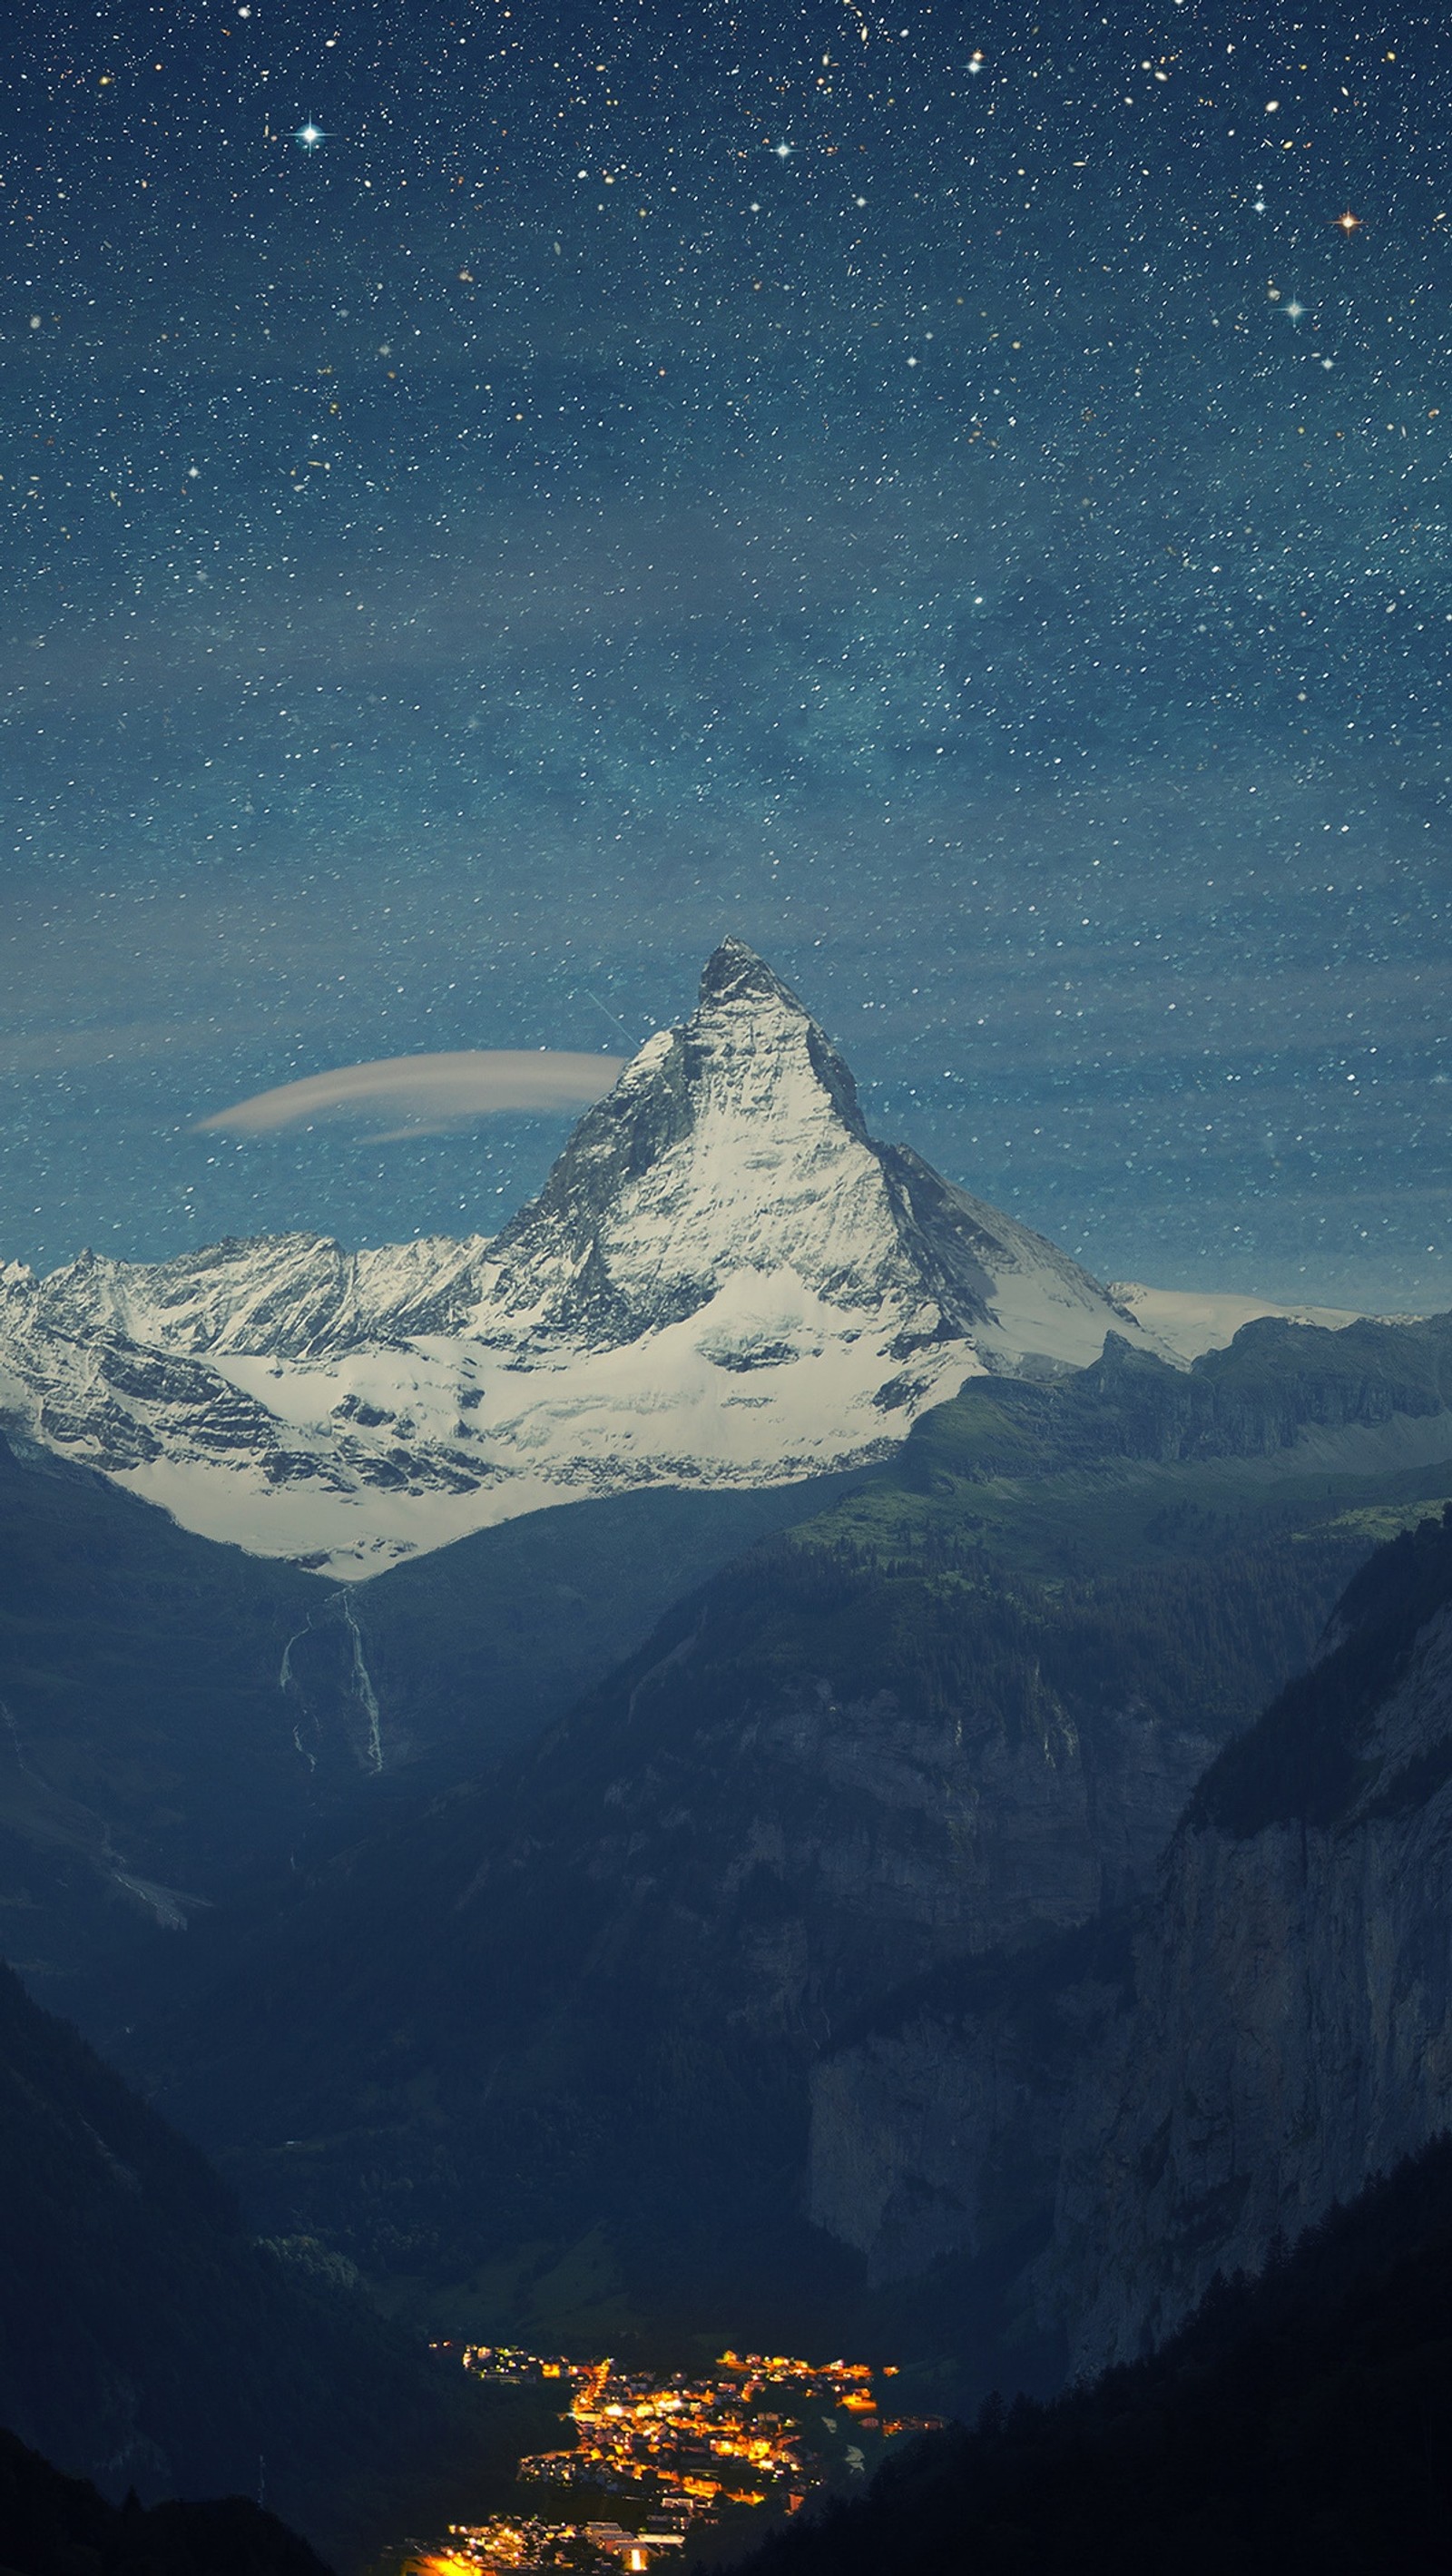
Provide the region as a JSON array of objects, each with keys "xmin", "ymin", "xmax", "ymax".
[
  {"xmin": 804, "ymin": 1505, "xmax": 1452, "ymax": 2383},
  {"xmin": 807, "ymin": 1923, "xmax": 1131, "ymax": 2291},
  {"xmin": 1041, "ymin": 1508, "xmax": 1452, "ymax": 2372}
]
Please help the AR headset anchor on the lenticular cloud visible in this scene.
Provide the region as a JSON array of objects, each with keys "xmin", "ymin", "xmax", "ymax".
[{"xmin": 198, "ymin": 1049, "xmax": 623, "ymax": 1137}]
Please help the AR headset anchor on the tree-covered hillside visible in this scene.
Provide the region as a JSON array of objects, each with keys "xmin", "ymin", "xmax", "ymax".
[
  {"xmin": 0, "ymin": 2426, "xmax": 331, "ymax": 2576},
  {"xmin": 743, "ymin": 2136, "xmax": 1452, "ymax": 2576}
]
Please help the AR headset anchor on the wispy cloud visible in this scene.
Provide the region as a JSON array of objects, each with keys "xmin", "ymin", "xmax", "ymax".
[{"xmin": 197, "ymin": 1049, "xmax": 623, "ymax": 1137}]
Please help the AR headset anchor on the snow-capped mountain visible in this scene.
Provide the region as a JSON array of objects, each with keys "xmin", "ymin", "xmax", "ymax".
[{"xmin": 0, "ymin": 940, "xmax": 1161, "ymax": 1576}]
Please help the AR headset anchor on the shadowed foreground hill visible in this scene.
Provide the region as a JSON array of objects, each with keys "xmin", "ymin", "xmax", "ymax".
[
  {"xmin": 0, "ymin": 1423, "xmax": 861, "ymax": 2011},
  {"xmin": 0, "ymin": 1962, "xmax": 550, "ymax": 2571},
  {"xmin": 0, "ymin": 2427, "xmax": 331, "ymax": 2576},
  {"xmin": 743, "ymin": 2138, "xmax": 1452, "ymax": 2576},
  {"xmin": 125, "ymin": 1321, "xmax": 1452, "ymax": 2346}
]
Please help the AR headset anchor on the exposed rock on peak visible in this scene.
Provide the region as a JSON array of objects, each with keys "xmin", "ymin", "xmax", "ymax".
[
  {"xmin": 485, "ymin": 937, "xmax": 936, "ymax": 1347},
  {"xmin": 698, "ymin": 932, "xmax": 803, "ymax": 1008}
]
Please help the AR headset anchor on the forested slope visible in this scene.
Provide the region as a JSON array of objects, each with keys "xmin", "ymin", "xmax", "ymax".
[
  {"xmin": 0, "ymin": 1963, "xmax": 550, "ymax": 2569},
  {"xmin": 745, "ymin": 2138, "xmax": 1452, "ymax": 2576},
  {"xmin": 0, "ymin": 2427, "xmax": 330, "ymax": 2576}
]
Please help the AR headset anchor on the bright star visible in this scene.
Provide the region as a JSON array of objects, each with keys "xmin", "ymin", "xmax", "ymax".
[
  {"xmin": 772, "ymin": 141, "xmax": 793, "ymax": 159},
  {"xmin": 1334, "ymin": 208, "xmax": 1362, "ymax": 232},
  {"xmin": 1284, "ymin": 299, "xmax": 1305, "ymax": 320},
  {"xmin": 295, "ymin": 120, "xmax": 326, "ymax": 151}
]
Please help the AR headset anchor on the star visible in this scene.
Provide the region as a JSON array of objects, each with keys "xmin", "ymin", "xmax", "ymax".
[
  {"xmin": 294, "ymin": 121, "xmax": 326, "ymax": 152},
  {"xmin": 1334, "ymin": 209, "xmax": 1362, "ymax": 232},
  {"xmin": 772, "ymin": 142, "xmax": 793, "ymax": 159},
  {"xmin": 1284, "ymin": 300, "xmax": 1305, "ymax": 320}
]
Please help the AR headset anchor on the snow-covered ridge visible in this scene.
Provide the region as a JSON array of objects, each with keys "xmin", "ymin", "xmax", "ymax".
[
  {"xmin": 0, "ymin": 941, "xmax": 1164, "ymax": 1578},
  {"xmin": 1109, "ymin": 1281, "xmax": 1374, "ymax": 1365}
]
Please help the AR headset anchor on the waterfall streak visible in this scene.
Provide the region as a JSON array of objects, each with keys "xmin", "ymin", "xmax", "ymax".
[{"xmin": 341, "ymin": 1592, "xmax": 384, "ymax": 1773}]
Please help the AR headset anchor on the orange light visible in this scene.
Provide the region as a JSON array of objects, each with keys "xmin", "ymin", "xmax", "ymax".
[{"xmin": 1334, "ymin": 208, "xmax": 1362, "ymax": 231}]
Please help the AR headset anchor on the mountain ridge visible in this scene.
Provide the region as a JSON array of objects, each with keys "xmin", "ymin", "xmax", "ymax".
[{"xmin": 0, "ymin": 942, "xmax": 1154, "ymax": 1577}]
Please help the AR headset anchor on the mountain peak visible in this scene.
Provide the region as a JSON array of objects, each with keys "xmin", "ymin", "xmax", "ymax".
[
  {"xmin": 479, "ymin": 941, "xmax": 1141, "ymax": 1390},
  {"xmin": 484, "ymin": 939, "xmax": 881, "ymax": 1341},
  {"xmin": 697, "ymin": 938, "xmax": 807, "ymax": 1014},
  {"xmin": 0, "ymin": 942, "xmax": 1163, "ymax": 1573}
]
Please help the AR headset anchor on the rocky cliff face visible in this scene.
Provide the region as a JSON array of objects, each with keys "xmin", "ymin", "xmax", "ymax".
[
  {"xmin": 131, "ymin": 1431, "xmax": 1371, "ymax": 2331},
  {"xmin": 1038, "ymin": 1509, "xmax": 1452, "ymax": 2374},
  {"xmin": 0, "ymin": 943, "xmax": 1152, "ymax": 1577},
  {"xmin": 810, "ymin": 1503, "xmax": 1452, "ymax": 2374},
  {"xmin": 804, "ymin": 1502, "xmax": 1452, "ymax": 2356},
  {"xmin": 807, "ymin": 1925, "xmax": 1130, "ymax": 2292}
]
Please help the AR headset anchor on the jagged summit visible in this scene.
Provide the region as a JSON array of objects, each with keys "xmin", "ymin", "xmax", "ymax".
[
  {"xmin": 0, "ymin": 945, "xmax": 1160, "ymax": 1573},
  {"xmin": 483, "ymin": 934, "xmax": 898, "ymax": 1346},
  {"xmin": 697, "ymin": 932, "xmax": 801, "ymax": 1008}
]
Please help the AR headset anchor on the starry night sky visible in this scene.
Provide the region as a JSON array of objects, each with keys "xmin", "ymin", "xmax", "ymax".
[{"xmin": 5, "ymin": 0, "xmax": 1450, "ymax": 1308}]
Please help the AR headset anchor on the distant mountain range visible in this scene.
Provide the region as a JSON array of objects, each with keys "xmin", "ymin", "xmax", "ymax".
[{"xmin": 0, "ymin": 941, "xmax": 1177, "ymax": 1578}]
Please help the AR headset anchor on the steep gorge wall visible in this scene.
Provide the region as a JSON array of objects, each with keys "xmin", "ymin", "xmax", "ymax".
[
  {"xmin": 808, "ymin": 1519, "xmax": 1452, "ymax": 2384},
  {"xmin": 808, "ymin": 1929, "xmax": 1127, "ymax": 2288},
  {"xmin": 1042, "ymin": 1601, "xmax": 1452, "ymax": 2372}
]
